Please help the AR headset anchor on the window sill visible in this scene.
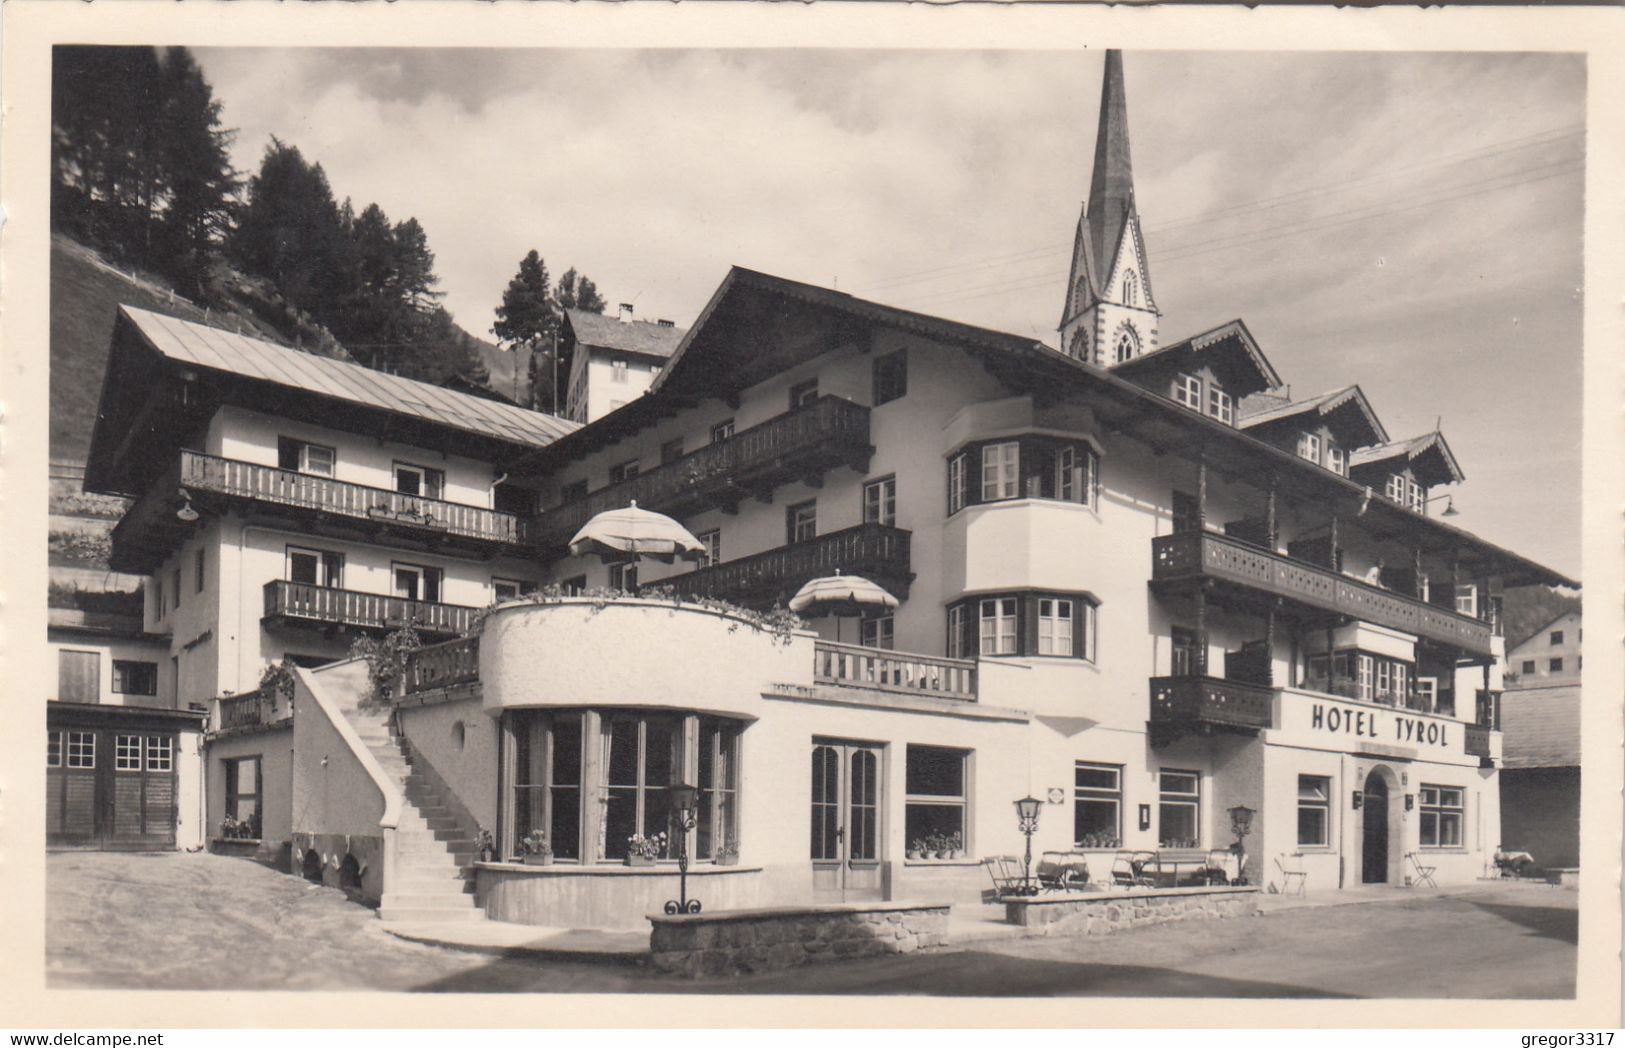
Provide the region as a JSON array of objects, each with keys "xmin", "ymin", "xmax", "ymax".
[
  {"xmin": 1418, "ymin": 848, "xmax": 1470, "ymax": 855},
  {"xmin": 475, "ymin": 861, "xmax": 763, "ymax": 875},
  {"xmin": 902, "ymin": 859, "xmax": 984, "ymax": 868}
]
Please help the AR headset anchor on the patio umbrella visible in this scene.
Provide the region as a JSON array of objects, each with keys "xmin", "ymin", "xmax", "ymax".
[
  {"xmin": 788, "ymin": 571, "xmax": 899, "ymax": 643},
  {"xmin": 568, "ymin": 500, "xmax": 706, "ymax": 564}
]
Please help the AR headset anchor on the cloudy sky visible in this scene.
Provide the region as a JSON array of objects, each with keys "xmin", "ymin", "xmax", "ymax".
[{"xmin": 193, "ymin": 48, "xmax": 1585, "ymax": 578}]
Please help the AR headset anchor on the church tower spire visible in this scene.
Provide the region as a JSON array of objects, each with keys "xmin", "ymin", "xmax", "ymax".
[{"xmin": 1059, "ymin": 49, "xmax": 1160, "ymax": 367}]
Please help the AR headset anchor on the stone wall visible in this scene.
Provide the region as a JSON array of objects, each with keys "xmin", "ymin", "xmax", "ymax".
[
  {"xmin": 1005, "ymin": 885, "xmax": 1260, "ymax": 936},
  {"xmin": 649, "ymin": 901, "xmax": 950, "ymax": 978}
]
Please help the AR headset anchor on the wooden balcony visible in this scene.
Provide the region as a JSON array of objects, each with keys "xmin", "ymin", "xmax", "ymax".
[
  {"xmin": 262, "ymin": 580, "xmax": 478, "ymax": 638},
  {"xmin": 404, "ymin": 635, "xmax": 481, "ymax": 696},
  {"xmin": 1151, "ymin": 531, "xmax": 1495, "ymax": 656},
  {"xmin": 1149, "ymin": 675, "xmax": 1277, "ymax": 738},
  {"xmin": 519, "ymin": 396, "xmax": 872, "ymax": 552},
  {"xmin": 659, "ymin": 522, "xmax": 912, "ymax": 610},
  {"xmin": 111, "ymin": 450, "xmax": 520, "ymax": 572},
  {"xmin": 814, "ymin": 640, "xmax": 977, "ymax": 701},
  {"xmin": 213, "ymin": 689, "xmax": 288, "ymax": 733}
]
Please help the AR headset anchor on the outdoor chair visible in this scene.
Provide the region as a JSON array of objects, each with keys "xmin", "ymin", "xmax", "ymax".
[
  {"xmin": 983, "ymin": 854, "xmax": 1026, "ymax": 896},
  {"xmin": 1036, "ymin": 850, "xmax": 1091, "ymax": 891},
  {"xmin": 1406, "ymin": 852, "xmax": 1438, "ymax": 888},
  {"xmin": 1110, "ymin": 850, "xmax": 1156, "ymax": 889},
  {"xmin": 1273, "ymin": 852, "xmax": 1307, "ymax": 896}
]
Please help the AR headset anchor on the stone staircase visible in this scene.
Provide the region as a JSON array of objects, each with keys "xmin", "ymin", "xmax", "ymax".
[{"xmin": 344, "ymin": 700, "xmax": 484, "ymax": 924}]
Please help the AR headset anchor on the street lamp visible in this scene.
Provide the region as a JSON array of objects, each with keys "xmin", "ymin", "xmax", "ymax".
[
  {"xmin": 1227, "ymin": 804, "xmax": 1255, "ymax": 886},
  {"xmin": 1014, "ymin": 796, "xmax": 1043, "ymax": 896},
  {"xmin": 663, "ymin": 782, "xmax": 702, "ymax": 915}
]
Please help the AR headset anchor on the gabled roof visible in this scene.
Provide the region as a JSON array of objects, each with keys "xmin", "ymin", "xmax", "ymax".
[
  {"xmin": 1110, "ymin": 318, "xmax": 1282, "ymax": 392},
  {"xmin": 564, "ymin": 309, "xmax": 687, "ymax": 361},
  {"xmin": 519, "ymin": 266, "xmax": 1575, "ymax": 590},
  {"xmin": 118, "ymin": 306, "xmax": 577, "ymax": 446},
  {"xmin": 1499, "ymin": 685, "xmax": 1580, "ymax": 768},
  {"xmin": 1237, "ymin": 385, "xmax": 1390, "ymax": 446},
  {"xmin": 1348, "ymin": 431, "xmax": 1465, "ymax": 486},
  {"xmin": 86, "ymin": 306, "xmax": 578, "ymax": 494},
  {"xmin": 1508, "ymin": 608, "xmax": 1582, "ymax": 652}
]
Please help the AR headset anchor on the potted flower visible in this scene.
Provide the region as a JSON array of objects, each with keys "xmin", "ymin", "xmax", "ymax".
[
  {"xmin": 477, "ymin": 829, "xmax": 497, "ymax": 864},
  {"xmin": 908, "ymin": 838, "xmax": 929, "ymax": 861},
  {"xmin": 626, "ymin": 832, "xmax": 666, "ymax": 867},
  {"xmin": 932, "ymin": 833, "xmax": 952, "ymax": 860},
  {"xmin": 946, "ymin": 831, "xmax": 964, "ymax": 860},
  {"xmin": 714, "ymin": 830, "xmax": 739, "ymax": 866},
  {"xmin": 520, "ymin": 829, "xmax": 553, "ymax": 866}
]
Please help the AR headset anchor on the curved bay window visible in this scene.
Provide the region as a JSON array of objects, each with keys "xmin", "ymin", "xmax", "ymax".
[
  {"xmin": 947, "ymin": 591, "xmax": 1097, "ymax": 661},
  {"xmin": 506, "ymin": 709, "xmax": 742, "ymax": 863},
  {"xmin": 945, "ymin": 436, "xmax": 1099, "ymax": 515}
]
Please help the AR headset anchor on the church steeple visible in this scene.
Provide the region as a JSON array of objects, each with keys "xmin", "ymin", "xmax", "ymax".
[{"xmin": 1060, "ymin": 49, "xmax": 1160, "ymax": 367}]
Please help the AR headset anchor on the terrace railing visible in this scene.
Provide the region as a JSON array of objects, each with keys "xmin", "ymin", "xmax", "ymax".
[
  {"xmin": 404, "ymin": 635, "xmax": 482, "ymax": 695},
  {"xmin": 519, "ymin": 396, "xmax": 871, "ymax": 550},
  {"xmin": 813, "ymin": 640, "xmax": 977, "ymax": 701},
  {"xmin": 214, "ymin": 689, "xmax": 283, "ymax": 732},
  {"xmin": 263, "ymin": 580, "xmax": 479, "ymax": 636},
  {"xmin": 1464, "ymin": 725, "xmax": 1495, "ymax": 759},
  {"xmin": 1152, "ymin": 531, "xmax": 1494, "ymax": 655}
]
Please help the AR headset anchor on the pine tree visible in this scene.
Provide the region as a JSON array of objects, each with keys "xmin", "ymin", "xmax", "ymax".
[
  {"xmin": 231, "ymin": 138, "xmax": 348, "ymax": 321},
  {"xmin": 152, "ymin": 48, "xmax": 239, "ymax": 294},
  {"xmin": 555, "ymin": 267, "xmax": 607, "ymax": 314}
]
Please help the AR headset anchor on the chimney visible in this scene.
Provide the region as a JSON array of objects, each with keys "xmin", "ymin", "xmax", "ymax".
[
  {"xmin": 618, "ymin": 303, "xmax": 635, "ymax": 324},
  {"xmin": 657, "ymin": 319, "xmax": 675, "ymax": 328}
]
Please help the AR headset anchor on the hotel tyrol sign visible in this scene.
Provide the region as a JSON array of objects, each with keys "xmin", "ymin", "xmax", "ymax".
[{"xmin": 1272, "ymin": 688, "xmax": 1474, "ymax": 764}]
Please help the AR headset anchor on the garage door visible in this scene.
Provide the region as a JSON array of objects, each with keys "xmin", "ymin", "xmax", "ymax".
[{"xmin": 47, "ymin": 729, "xmax": 177, "ymax": 849}]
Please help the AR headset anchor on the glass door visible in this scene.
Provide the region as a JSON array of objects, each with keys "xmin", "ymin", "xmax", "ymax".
[{"xmin": 810, "ymin": 740, "xmax": 884, "ymax": 901}]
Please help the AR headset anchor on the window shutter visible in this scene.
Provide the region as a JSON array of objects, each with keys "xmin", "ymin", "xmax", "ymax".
[
  {"xmin": 58, "ymin": 651, "xmax": 100, "ymax": 704},
  {"xmin": 1073, "ymin": 602, "xmax": 1088, "ymax": 661}
]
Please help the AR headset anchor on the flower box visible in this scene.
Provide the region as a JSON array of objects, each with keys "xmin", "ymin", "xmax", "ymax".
[{"xmin": 626, "ymin": 854, "xmax": 657, "ymax": 868}]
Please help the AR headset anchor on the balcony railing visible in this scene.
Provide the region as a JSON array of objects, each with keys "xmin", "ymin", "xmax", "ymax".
[
  {"xmin": 660, "ymin": 522, "xmax": 912, "ymax": 609},
  {"xmin": 1464, "ymin": 725, "xmax": 1495, "ymax": 758},
  {"xmin": 263, "ymin": 580, "xmax": 479, "ymax": 637},
  {"xmin": 519, "ymin": 396, "xmax": 872, "ymax": 550},
  {"xmin": 1152, "ymin": 531, "xmax": 1494, "ymax": 656},
  {"xmin": 814, "ymin": 640, "xmax": 977, "ymax": 701},
  {"xmin": 180, "ymin": 450, "xmax": 519, "ymax": 543},
  {"xmin": 214, "ymin": 689, "xmax": 285, "ymax": 732},
  {"xmin": 1149, "ymin": 675, "xmax": 1276, "ymax": 732},
  {"xmin": 404, "ymin": 636, "xmax": 481, "ymax": 695}
]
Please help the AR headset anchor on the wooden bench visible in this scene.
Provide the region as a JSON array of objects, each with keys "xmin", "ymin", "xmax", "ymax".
[{"xmin": 1142, "ymin": 848, "xmax": 1232, "ymax": 887}]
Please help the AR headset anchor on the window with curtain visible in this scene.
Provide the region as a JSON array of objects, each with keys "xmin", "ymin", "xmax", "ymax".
[
  {"xmin": 1158, "ymin": 769, "xmax": 1200, "ymax": 847},
  {"xmin": 1297, "ymin": 775, "xmax": 1330, "ymax": 847},
  {"xmin": 904, "ymin": 746, "xmax": 968, "ymax": 855},
  {"xmin": 1419, "ymin": 785, "xmax": 1464, "ymax": 848},
  {"xmin": 1074, "ymin": 762, "xmax": 1122, "ymax": 848}
]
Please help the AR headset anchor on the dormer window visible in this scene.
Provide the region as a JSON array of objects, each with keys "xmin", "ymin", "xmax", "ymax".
[
  {"xmin": 1174, "ymin": 374, "xmax": 1202, "ymax": 411},
  {"xmin": 1207, "ymin": 387, "xmax": 1233, "ymax": 426},
  {"xmin": 1122, "ymin": 271, "xmax": 1138, "ymax": 307},
  {"xmin": 1297, "ymin": 432, "xmax": 1321, "ymax": 464},
  {"xmin": 1386, "ymin": 473, "xmax": 1407, "ymax": 503},
  {"xmin": 1325, "ymin": 441, "xmax": 1345, "ymax": 476},
  {"xmin": 1408, "ymin": 481, "xmax": 1426, "ymax": 513}
]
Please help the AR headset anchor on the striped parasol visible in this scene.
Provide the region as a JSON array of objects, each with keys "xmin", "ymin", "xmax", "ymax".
[
  {"xmin": 568, "ymin": 500, "xmax": 706, "ymax": 564},
  {"xmin": 789, "ymin": 571, "xmax": 898, "ymax": 643}
]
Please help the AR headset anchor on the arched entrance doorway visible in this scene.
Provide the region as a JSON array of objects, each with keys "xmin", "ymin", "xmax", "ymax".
[{"xmin": 1361, "ymin": 766, "xmax": 1404, "ymax": 884}]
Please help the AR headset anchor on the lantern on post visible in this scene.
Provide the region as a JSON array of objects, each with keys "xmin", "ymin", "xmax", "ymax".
[
  {"xmin": 1014, "ymin": 796, "xmax": 1043, "ymax": 896},
  {"xmin": 1227, "ymin": 804, "xmax": 1255, "ymax": 886},
  {"xmin": 664, "ymin": 782, "xmax": 702, "ymax": 915}
]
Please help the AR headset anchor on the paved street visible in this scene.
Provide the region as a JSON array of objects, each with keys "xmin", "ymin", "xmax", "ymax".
[{"xmin": 47, "ymin": 851, "xmax": 1575, "ymax": 997}]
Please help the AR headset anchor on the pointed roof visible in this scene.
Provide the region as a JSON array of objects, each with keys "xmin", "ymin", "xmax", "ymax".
[
  {"xmin": 1237, "ymin": 385, "xmax": 1390, "ymax": 446},
  {"xmin": 1087, "ymin": 50, "xmax": 1137, "ymax": 286},
  {"xmin": 1110, "ymin": 318, "xmax": 1282, "ymax": 393},
  {"xmin": 1349, "ymin": 431, "xmax": 1465, "ymax": 486}
]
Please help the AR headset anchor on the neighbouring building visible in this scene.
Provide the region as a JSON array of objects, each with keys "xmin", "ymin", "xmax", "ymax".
[
  {"xmin": 1506, "ymin": 610, "xmax": 1582, "ymax": 685},
  {"xmin": 72, "ymin": 50, "xmax": 1575, "ymax": 926},
  {"xmin": 1498, "ymin": 684, "xmax": 1581, "ymax": 871},
  {"xmin": 561, "ymin": 305, "xmax": 687, "ymax": 424}
]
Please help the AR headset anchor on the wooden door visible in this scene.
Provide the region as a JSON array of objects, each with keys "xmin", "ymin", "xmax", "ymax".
[
  {"xmin": 810, "ymin": 741, "xmax": 884, "ymax": 902},
  {"xmin": 1362, "ymin": 773, "xmax": 1389, "ymax": 884},
  {"xmin": 47, "ymin": 729, "xmax": 177, "ymax": 849}
]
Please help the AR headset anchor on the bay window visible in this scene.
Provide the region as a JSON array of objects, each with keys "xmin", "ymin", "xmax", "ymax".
[
  {"xmin": 948, "ymin": 436, "xmax": 1099, "ymax": 514},
  {"xmin": 507, "ymin": 710, "xmax": 743, "ymax": 863},
  {"xmin": 948, "ymin": 591, "xmax": 1097, "ymax": 661}
]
